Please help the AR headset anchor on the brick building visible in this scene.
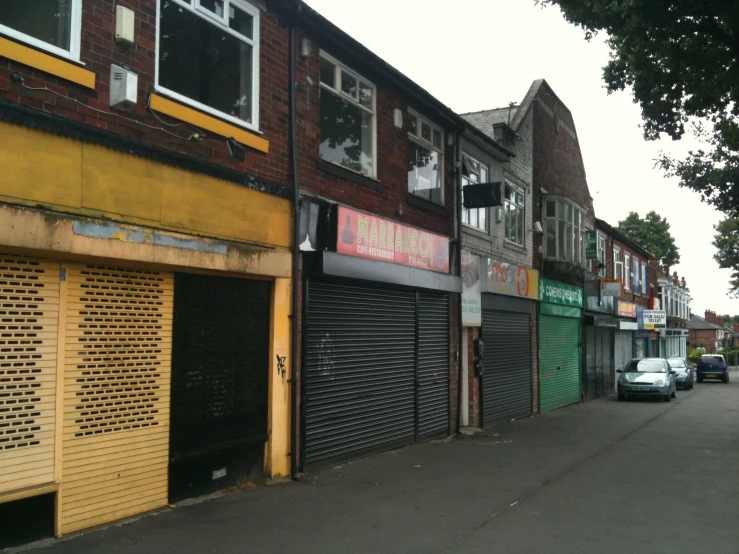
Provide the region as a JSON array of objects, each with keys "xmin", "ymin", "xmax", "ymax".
[
  {"xmin": 0, "ymin": 0, "xmax": 463, "ymax": 539},
  {"xmin": 690, "ymin": 312, "xmax": 727, "ymax": 353}
]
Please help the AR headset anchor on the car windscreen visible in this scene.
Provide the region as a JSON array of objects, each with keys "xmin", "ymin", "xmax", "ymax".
[
  {"xmin": 667, "ymin": 359, "xmax": 686, "ymax": 368},
  {"xmin": 624, "ymin": 360, "xmax": 667, "ymax": 373}
]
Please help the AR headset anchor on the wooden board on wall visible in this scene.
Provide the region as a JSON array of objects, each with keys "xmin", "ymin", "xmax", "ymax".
[
  {"xmin": 60, "ymin": 263, "xmax": 173, "ymax": 535},
  {"xmin": 0, "ymin": 255, "xmax": 60, "ymax": 494}
]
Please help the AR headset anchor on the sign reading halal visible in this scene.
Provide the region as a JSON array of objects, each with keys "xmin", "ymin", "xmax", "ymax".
[{"xmin": 336, "ymin": 206, "xmax": 450, "ymax": 273}]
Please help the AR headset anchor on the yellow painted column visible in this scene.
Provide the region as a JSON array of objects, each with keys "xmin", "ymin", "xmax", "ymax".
[{"xmin": 266, "ymin": 277, "xmax": 292, "ymax": 478}]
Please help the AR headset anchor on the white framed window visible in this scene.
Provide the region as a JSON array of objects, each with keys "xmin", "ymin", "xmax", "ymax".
[
  {"xmin": 318, "ymin": 52, "xmax": 376, "ymax": 178},
  {"xmin": 461, "ymin": 153, "xmax": 487, "ymax": 230},
  {"xmin": 156, "ymin": 0, "xmax": 261, "ymax": 130},
  {"xmin": 633, "ymin": 258, "xmax": 640, "ymax": 294},
  {"xmin": 613, "ymin": 248, "xmax": 623, "ymax": 281},
  {"xmin": 544, "ymin": 198, "xmax": 586, "ymax": 265},
  {"xmin": 504, "ymin": 183, "xmax": 525, "ymax": 246},
  {"xmin": 0, "ymin": 0, "xmax": 82, "ymax": 61},
  {"xmin": 408, "ymin": 111, "xmax": 444, "ymax": 204},
  {"xmin": 624, "ymin": 252, "xmax": 631, "ymax": 290},
  {"xmin": 597, "ymin": 233, "xmax": 607, "ymax": 277}
]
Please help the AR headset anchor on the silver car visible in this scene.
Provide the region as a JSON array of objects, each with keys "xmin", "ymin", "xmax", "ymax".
[
  {"xmin": 617, "ymin": 358, "xmax": 677, "ymax": 402},
  {"xmin": 667, "ymin": 357, "xmax": 694, "ymax": 390}
]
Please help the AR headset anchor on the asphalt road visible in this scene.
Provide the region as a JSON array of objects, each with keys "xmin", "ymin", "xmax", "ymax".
[{"xmin": 14, "ymin": 372, "xmax": 739, "ymax": 554}]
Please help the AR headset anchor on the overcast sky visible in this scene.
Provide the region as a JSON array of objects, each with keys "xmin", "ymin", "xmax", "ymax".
[{"xmin": 304, "ymin": 0, "xmax": 739, "ymax": 317}]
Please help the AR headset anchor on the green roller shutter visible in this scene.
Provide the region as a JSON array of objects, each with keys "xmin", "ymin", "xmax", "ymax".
[{"xmin": 539, "ymin": 314, "xmax": 581, "ymax": 412}]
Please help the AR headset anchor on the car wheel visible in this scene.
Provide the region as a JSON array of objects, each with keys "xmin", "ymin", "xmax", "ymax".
[
  {"xmin": 723, "ymin": 374, "xmax": 730, "ymax": 384},
  {"xmin": 664, "ymin": 393, "xmax": 671, "ymax": 403},
  {"xmin": 618, "ymin": 393, "xmax": 625, "ymax": 402},
  {"xmin": 697, "ymin": 376, "xmax": 703, "ymax": 383},
  {"xmin": 671, "ymin": 389, "xmax": 676, "ymax": 398}
]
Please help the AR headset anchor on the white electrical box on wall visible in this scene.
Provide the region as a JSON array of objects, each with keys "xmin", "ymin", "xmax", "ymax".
[
  {"xmin": 109, "ymin": 65, "xmax": 138, "ymax": 112},
  {"xmin": 115, "ymin": 5, "xmax": 135, "ymax": 45}
]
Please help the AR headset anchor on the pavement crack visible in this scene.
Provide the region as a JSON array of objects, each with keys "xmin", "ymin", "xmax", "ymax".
[{"xmin": 438, "ymin": 388, "xmax": 707, "ymax": 553}]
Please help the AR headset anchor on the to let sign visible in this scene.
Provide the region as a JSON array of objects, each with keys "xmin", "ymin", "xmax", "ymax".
[
  {"xmin": 600, "ymin": 279, "xmax": 622, "ymax": 297},
  {"xmin": 336, "ymin": 206, "xmax": 450, "ymax": 273},
  {"xmin": 640, "ymin": 310, "xmax": 666, "ymax": 329}
]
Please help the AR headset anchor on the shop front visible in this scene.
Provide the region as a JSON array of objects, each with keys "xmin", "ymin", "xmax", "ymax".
[
  {"xmin": 301, "ymin": 206, "xmax": 460, "ymax": 471},
  {"xmin": 614, "ymin": 301, "xmax": 638, "ymax": 386},
  {"xmin": 583, "ymin": 280, "xmax": 619, "ymax": 401},
  {"xmin": 660, "ymin": 329, "xmax": 689, "ymax": 359},
  {"xmin": 464, "ymin": 256, "xmax": 539, "ymax": 425},
  {"xmin": 538, "ymin": 279, "xmax": 583, "ymax": 412}
]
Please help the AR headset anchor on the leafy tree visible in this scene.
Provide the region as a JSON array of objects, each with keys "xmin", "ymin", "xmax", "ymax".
[
  {"xmin": 536, "ymin": 1, "xmax": 739, "ymax": 217},
  {"xmin": 713, "ymin": 218, "xmax": 739, "ymax": 296},
  {"xmin": 618, "ymin": 211, "xmax": 680, "ymax": 266}
]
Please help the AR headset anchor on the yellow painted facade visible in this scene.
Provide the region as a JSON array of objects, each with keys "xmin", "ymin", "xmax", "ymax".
[
  {"xmin": 0, "ymin": 122, "xmax": 295, "ymax": 536},
  {"xmin": 0, "ymin": 121, "xmax": 289, "ymax": 249},
  {"xmin": 0, "ymin": 37, "xmax": 96, "ymax": 88}
]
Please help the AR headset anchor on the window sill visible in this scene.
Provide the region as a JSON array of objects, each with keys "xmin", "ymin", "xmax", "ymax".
[
  {"xmin": 462, "ymin": 223, "xmax": 489, "ymax": 237},
  {"xmin": 317, "ymin": 159, "xmax": 381, "ymax": 192},
  {"xmin": 406, "ymin": 194, "xmax": 447, "ymax": 216},
  {"xmin": 0, "ymin": 36, "xmax": 94, "ymax": 89},
  {"xmin": 504, "ymin": 239, "xmax": 526, "ymax": 253},
  {"xmin": 149, "ymin": 93, "xmax": 269, "ymax": 154}
]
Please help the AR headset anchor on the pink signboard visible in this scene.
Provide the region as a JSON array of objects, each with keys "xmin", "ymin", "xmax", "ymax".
[{"xmin": 336, "ymin": 206, "xmax": 450, "ymax": 273}]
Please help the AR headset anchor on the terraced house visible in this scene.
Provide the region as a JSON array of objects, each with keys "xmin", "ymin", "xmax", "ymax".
[{"xmin": 0, "ymin": 0, "xmax": 470, "ymax": 539}]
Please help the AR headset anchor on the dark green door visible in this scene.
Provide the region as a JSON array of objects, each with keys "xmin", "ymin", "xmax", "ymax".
[{"xmin": 539, "ymin": 314, "xmax": 581, "ymax": 412}]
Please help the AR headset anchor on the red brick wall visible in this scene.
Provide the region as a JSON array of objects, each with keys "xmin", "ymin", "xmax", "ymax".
[
  {"xmin": 533, "ymin": 83, "xmax": 594, "ymax": 216},
  {"xmin": 0, "ymin": 1, "xmax": 292, "ymax": 182},
  {"xmin": 690, "ymin": 329, "xmax": 718, "ymax": 353},
  {"xmin": 607, "ymin": 237, "xmax": 655, "ymax": 308},
  {"xmin": 293, "ymin": 30, "xmax": 455, "ymax": 236}
]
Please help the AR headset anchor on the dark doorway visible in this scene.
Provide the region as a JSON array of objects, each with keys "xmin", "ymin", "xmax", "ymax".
[
  {"xmin": 0, "ymin": 493, "xmax": 54, "ymax": 549},
  {"xmin": 169, "ymin": 274, "xmax": 271, "ymax": 502}
]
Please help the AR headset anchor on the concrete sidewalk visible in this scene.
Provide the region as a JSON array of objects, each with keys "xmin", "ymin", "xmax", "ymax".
[{"xmin": 14, "ymin": 380, "xmax": 736, "ymax": 554}]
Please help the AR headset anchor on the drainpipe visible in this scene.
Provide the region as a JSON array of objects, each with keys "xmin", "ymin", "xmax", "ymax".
[
  {"xmin": 455, "ymin": 130, "xmax": 463, "ymax": 434},
  {"xmin": 288, "ymin": 19, "xmax": 301, "ymax": 480}
]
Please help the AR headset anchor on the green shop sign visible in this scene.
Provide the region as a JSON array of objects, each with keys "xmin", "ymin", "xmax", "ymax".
[
  {"xmin": 539, "ymin": 278, "xmax": 583, "ymax": 307},
  {"xmin": 585, "ymin": 230, "xmax": 598, "ymax": 260}
]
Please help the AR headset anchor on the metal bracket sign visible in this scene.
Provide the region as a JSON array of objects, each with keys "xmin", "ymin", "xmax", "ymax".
[
  {"xmin": 599, "ymin": 279, "xmax": 623, "ymax": 297},
  {"xmin": 585, "ymin": 230, "xmax": 598, "ymax": 260}
]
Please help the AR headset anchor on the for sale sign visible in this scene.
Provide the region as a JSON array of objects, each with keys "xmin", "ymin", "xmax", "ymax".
[{"xmin": 639, "ymin": 310, "xmax": 666, "ymax": 329}]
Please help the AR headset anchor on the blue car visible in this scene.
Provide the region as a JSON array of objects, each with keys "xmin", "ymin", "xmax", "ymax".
[
  {"xmin": 696, "ymin": 355, "xmax": 730, "ymax": 383},
  {"xmin": 617, "ymin": 358, "xmax": 677, "ymax": 402}
]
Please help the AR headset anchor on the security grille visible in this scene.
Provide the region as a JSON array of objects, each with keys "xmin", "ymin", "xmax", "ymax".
[
  {"xmin": 61, "ymin": 264, "xmax": 172, "ymax": 535},
  {"xmin": 0, "ymin": 254, "xmax": 59, "ymax": 494}
]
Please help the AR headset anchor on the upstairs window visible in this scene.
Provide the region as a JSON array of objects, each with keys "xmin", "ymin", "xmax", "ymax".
[
  {"xmin": 157, "ymin": 0, "xmax": 260, "ymax": 129},
  {"xmin": 613, "ymin": 248, "xmax": 623, "ymax": 281},
  {"xmin": 544, "ymin": 198, "xmax": 586, "ymax": 265},
  {"xmin": 0, "ymin": 0, "xmax": 82, "ymax": 60},
  {"xmin": 624, "ymin": 253, "xmax": 631, "ymax": 290},
  {"xmin": 408, "ymin": 111, "xmax": 444, "ymax": 205},
  {"xmin": 504, "ymin": 183, "xmax": 524, "ymax": 246},
  {"xmin": 461, "ymin": 153, "xmax": 487, "ymax": 230},
  {"xmin": 319, "ymin": 53, "xmax": 376, "ymax": 177}
]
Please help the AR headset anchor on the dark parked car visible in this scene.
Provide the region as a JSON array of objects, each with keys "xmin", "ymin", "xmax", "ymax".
[
  {"xmin": 696, "ymin": 355, "xmax": 730, "ymax": 383},
  {"xmin": 617, "ymin": 358, "xmax": 677, "ymax": 402},
  {"xmin": 667, "ymin": 357, "xmax": 694, "ymax": 390}
]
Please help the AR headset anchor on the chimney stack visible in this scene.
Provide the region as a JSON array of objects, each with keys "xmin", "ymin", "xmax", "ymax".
[
  {"xmin": 718, "ymin": 316, "xmax": 725, "ymax": 328},
  {"xmin": 681, "ymin": 277, "xmax": 686, "ymax": 289},
  {"xmin": 672, "ymin": 271, "xmax": 679, "ymax": 284},
  {"xmin": 733, "ymin": 323, "xmax": 739, "ymax": 333},
  {"xmin": 662, "ymin": 264, "xmax": 669, "ymax": 275}
]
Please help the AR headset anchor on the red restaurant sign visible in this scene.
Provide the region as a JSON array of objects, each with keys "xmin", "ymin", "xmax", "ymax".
[
  {"xmin": 336, "ymin": 206, "xmax": 450, "ymax": 273},
  {"xmin": 617, "ymin": 300, "xmax": 637, "ymax": 318}
]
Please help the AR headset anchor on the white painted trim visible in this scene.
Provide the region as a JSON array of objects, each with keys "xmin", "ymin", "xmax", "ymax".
[
  {"xmin": 0, "ymin": 0, "xmax": 83, "ymax": 62},
  {"xmin": 155, "ymin": 0, "xmax": 261, "ymax": 131},
  {"xmin": 318, "ymin": 51, "xmax": 377, "ymax": 179}
]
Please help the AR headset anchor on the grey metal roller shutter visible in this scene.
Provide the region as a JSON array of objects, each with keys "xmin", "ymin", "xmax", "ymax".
[
  {"xmin": 304, "ymin": 279, "xmax": 417, "ymax": 469},
  {"xmin": 614, "ymin": 331, "xmax": 633, "ymax": 391},
  {"xmin": 481, "ymin": 310, "xmax": 532, "ymax": 423},
  {"xmin": 417, "ymin": 293, "xmax": 450, "ymax": 439}
]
